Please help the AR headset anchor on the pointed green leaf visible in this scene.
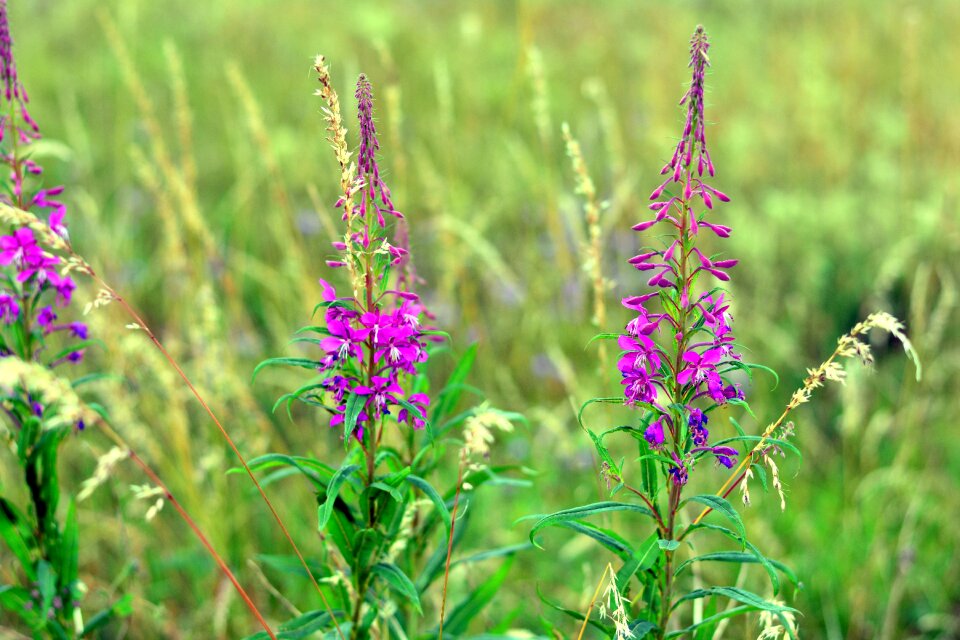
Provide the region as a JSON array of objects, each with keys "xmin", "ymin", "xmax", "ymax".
[
  {"xmin": 672, "ymin": 586, "xmax": 798, "ymax": 613},
  {"xmin": 342, "ymin": 392, "xmax": 366, "ymax": 445},
  {"xmin": 529, "ymin": 501, "xmax": 655, "ymax": 549},
  {"xmin": 372, "ymin": 563, "xmax": 422, "ymax": 613},
  {"xmin": 681, "ymin": 495, "xmax": 745, "ymax": 545},
  {"xmin": 405, "ymin": 475, "xmax": 451, "ymax": 535},
  {"xmin": 318, "ymin": 463, "xmax": 361, "ymax": 532},
  {"xmin": 252, "ymin": 357, "xmax": 321, "ymax": 382}
]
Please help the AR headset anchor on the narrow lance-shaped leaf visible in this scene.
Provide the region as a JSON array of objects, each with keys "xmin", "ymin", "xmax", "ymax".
[
  {"xmin": 317, "ymin": 463, "xmax": 361, "ymax": 532},
  {"xmin": 371, "ymin": 563, "xmax": 422, "ymax": 613},
  {"xmin": 529, "ymin": 501, "xmax": 655, "ymax": 549}
]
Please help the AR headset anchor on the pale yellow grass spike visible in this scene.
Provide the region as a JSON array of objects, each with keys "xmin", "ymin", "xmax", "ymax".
[
  {"xmin": 227, "ymin": 61, "xmax": 316, "ymax": 307},
  {"xmin": 583, "ymin": 78, "xmax": 626, "ymax": 182},
  {"xmin": 100, "ymin": 11, "xmax": 217, "ymax": 260},
  {"xmin": 164, "ymin": 41, "xmax": 197, "ymax": 192},
  {"xmin": 313, "ymin": 55, "xmax": 361, "ymax": 300},
  {"xmin": 525, "ymin": 45, "xmax": 574, "ymax": 277},
  {"xmin": 562, "ymin": 122, "xmax": 610, "ymax": 373},
  {"xmin": 225, "ymin": 61, "xmax": 290, "ymax": 210},
  {"xmin": 692, "ymin": 311, "xmax": 921, "ymax": 526},
  {"xmin": 128, "ymin": 145, "xmax": 188, "ymax": 278}
]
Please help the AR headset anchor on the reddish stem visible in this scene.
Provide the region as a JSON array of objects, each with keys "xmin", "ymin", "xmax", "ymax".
[{"xmin": 126, "ymin": 449, "xmax": 277, "ymax": 639}]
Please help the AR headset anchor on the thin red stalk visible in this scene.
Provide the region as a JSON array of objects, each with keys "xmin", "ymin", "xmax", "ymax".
[
  {"xmin": 80, "ymin": 266, "xmax": 347, "ymax": 640},
  {"xmin": 437, "ymin": 458, "xmax": 466, "ymax": 640},
  {"xmin": 126, "ymin": 449, "xmax": 277, "ymax": 639},
  {"xmin": 620, "ymin": 482, "xmax": 666, "ymax": 531}
]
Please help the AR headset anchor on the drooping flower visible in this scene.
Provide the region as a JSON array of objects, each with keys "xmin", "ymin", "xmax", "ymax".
[
  {"xmin": 0, "ymin": 293, "xmax": 18, "ymax": 323},
  {"xmin": 398, "ymin": 392, "xmax": 430, "ymax": 430},
  {"xmin": 644, "ymin": 417, "xmax": 666, "ymax": 449},
  {"xmin": 36, "ymin": 307, "xmax": 57, "ymax": 333}
]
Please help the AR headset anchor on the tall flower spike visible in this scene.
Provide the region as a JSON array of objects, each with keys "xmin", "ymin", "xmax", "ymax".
[
  {"xmin": 620, "ymin": 24, "xmax": 742, "ymax": 474},
  {"xmin": 307, "ymin": 73, "xmax": 431, "ymax": 442},
  {"xmin": 355, "ymin": 75, "xmax": 402, "ymax": 228}
]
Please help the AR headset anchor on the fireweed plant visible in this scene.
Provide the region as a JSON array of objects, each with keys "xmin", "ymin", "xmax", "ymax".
[
  {"xmin": 0, "ymin": 3, "xmax": 135, "ymax": 635},
  {"xmin": 248, "ymin": 58, "xmax": 525, "ymax": 640},
  {"xmin": 531, "ymin": 26, "xmax": 919, "ymax": 638}
]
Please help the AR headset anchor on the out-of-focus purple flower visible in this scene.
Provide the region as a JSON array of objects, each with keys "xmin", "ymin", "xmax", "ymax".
[
  {"xmin": 0, "ymin": 293, "xmax": 18, "ymax": 323},
  {"xmin": 48, "ymin": 273, "xmax": 75, "ymax": 306},
  {"xmin": 47, "ymin": 208, "xmax": 69, "ymax": 240},
  {"xmin": 16, "ymin": 251, "xmax": 60, "ymax": 284},
  {"xmin": 0, "ymin": 227, "xmax": 39, "ymax": 267},
  {"xmin": 37, "ymin": 306, "xmax": 56, "ymax": 328},
  {"xmin": 32, "ymin": 186, "xmax": 66, "ymax": 221},
  {"xmin": 68, "ymin": 322, "xmax": 88, "ymax": 339}
]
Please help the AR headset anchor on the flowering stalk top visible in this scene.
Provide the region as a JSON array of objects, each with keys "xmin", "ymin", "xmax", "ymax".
[
  {"xmin": 311, "ymin": 73, "xmax": 431, "ymax": 448},
  {"xmin": 621, "ymin": 24, "xmax": 741, "ymax": 483}
]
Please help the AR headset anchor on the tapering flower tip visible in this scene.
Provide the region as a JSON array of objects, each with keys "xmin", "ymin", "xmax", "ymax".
[
  {"xmin": 0, "ymin": 1, "xmax": 37, "ymax": 139},
  {"xmin": 353, "ymin": 74, "xmax": 400, "ymax": 227},
  {"xmin": 355, "ymin": 74, "xmax": 378, "ymax": 176}
]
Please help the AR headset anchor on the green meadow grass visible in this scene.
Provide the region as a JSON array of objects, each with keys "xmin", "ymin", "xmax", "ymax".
[{"xmin": 3, "ymin": 0, "xmax": 958, "ymax": 637}]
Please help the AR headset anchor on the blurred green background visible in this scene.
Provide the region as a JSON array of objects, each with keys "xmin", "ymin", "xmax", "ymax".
[{"xmin": 3, "ymin": 0, "xmax": 958, "ymax": 637}]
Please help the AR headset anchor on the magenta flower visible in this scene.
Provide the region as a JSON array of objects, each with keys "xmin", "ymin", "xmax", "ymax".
[
  {"xmin": 68, "ymin": 322, "xmax": 88, "ymax": 339},
  {"xmin": 676, "ymin": 348, "xmax": 723, "ymax": 387},
  {"xmin": 668, "ymin": 453, "xmax": 689, "ymax": 486},
  {"xmin": 614, "ymin": 26, "xmax": 748, "ymax": 484},
  {"xmin": 353, "ymin": 375, "xmax": 404, "ymax": 419},
  {"xmin": 354, "ymin": 75, "xmax": 402, "ymax": 228},
  {"xmin": 688, "ymin": 408, "xmax": 709, "ymax": 446},
  {"xmin": 398, "ymin": 393, "xmax": 430, "ymax": 430},
  {"xmin": 620, "ymin": 366, "xmax": 658, "ymax": 406},
  {"xmin": 0, "ymin": 227, "xmax": 39, "ymax": 266},
  {"xmin": 319, "ymin": 319, "xmax": 370, "ymax": 366},
  {"xmin": 618, "ymin": 333, "xmax": 663, "ymax": 374},
  {"xmin": 290, "ymin": 74, "xmax": 436, "ymax": 441}
]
